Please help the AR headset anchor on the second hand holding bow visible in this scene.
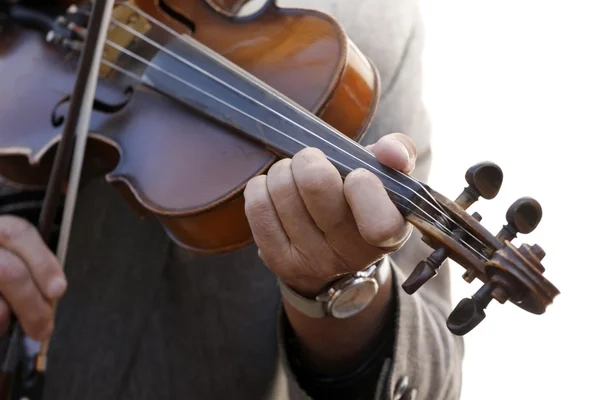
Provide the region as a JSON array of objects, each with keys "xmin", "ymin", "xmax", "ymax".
[{"xmin": 0, "ymin": 1, "xmax": 115, "ymax": 395}]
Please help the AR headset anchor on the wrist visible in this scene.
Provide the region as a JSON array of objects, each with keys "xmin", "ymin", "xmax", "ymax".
[
  {"xmin": 281, "ymin": 276, "xmax": 338, "ymax": 298},
  {"xmin": 280, "ymin": 256, "xmax": 388, "ymax": 298},
  {"xmin": 281, "ymin": 266, "xmax": 395, "ymax": 375},
  {"xmin": 278, "ymin": 256, "xmax": 390, "ymax": 320},
  {"xmin": 283, "ymin": 294, "xmax": 396, "ymax": 391}
]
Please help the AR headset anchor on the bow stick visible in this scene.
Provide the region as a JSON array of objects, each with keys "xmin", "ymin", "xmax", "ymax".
[{"xmin": 0, "ymin": 0, "xmax": 115, "ymax": 397}]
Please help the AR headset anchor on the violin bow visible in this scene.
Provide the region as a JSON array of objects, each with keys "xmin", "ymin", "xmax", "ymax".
[{"xmin": 0, "ymin": 0, "xmax": 115, "ymax": 397}]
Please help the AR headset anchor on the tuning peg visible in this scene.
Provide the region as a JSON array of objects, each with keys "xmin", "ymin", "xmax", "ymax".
[
  {"xmin": 523, "ymin": 243, "xmax": 546, "ymax": 272},
  {"xmin": 402, "ymin": 247, "xmax": 448, "ymax": 294},
  {"xmin": 403, "ymin": 212, "xmax": 482, "ymax": 294},
  {"xmin": 496, "ymin": 197, "xmax": 542, "ymax": 243},
  {"xmin": 455, "ymin": 162, "xmax": 503, "ymax": 209},
  {"xmin": 404, "ymin": 162, "xmax": 502, "ymax": 295},
  {"xmin": 447, "ymin": 281, "xmax": 497, "ymax": 335},
  {"xmin": 445, "ymin": 197, "xmax": 544, "ymax": 335}
]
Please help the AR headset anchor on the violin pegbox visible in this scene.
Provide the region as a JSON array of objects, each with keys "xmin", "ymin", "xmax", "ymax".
[
  {"xmin": 402, "ymin": 162, "xmax": 559, "ymax": 336},
  {"xmin": 402, "ymin": 162, "xmax": 503, "ymax": 294}
]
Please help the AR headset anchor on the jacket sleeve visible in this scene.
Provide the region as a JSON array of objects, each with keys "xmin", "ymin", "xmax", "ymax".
[
  {"xmin": 275, "ymin": 1, "xmax": 464, "ymax": 399},
  {"xmin": 358, "ymin": 3, "xmax": 465, "ymax": 399}
]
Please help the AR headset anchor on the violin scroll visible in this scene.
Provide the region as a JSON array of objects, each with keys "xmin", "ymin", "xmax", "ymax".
[
  {"xmin": 402, "ymin": 161, "xmax": 503, "ymax": 294},
  {"xmin": 403, "ymin": 162, "xmax": 559, "ymax": 335}
]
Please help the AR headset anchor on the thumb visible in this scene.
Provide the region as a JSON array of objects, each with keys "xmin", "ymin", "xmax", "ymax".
[{"xmin": 366, "ymin": 133, "xmax": 417, "ymax": 173}]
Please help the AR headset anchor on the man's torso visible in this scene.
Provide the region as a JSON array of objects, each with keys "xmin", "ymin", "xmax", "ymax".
[{"xmin": 1, "ymin": 1, "xmax": 422, "ymax": 398}]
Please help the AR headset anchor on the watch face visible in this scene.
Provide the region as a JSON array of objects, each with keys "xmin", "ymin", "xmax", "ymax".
[{"xmin": 330, "ymin": 279, "xmax": 378, "ymax": 319}]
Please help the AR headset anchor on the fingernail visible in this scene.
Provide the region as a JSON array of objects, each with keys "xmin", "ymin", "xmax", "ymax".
[
  {"xmin": 405, "ymin": 148, "xmax": 416, "ymax": 172},
  {"xmin": 391, "ymin": 139, "xmax": 414, "ymax": 172},
  {"xmin": 47, "ymin": 277, "xmax": 67, "ymax": 298},
  {"xmin": 397, "ymin": 141, "xmax": 411, "ymax": 161}
]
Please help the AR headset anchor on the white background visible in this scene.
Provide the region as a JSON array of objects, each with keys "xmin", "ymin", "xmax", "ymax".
[
  {"xmin": 243, "ymin": 0, "xmax": 597, "ymax": 397},
  {"xmin": 419, "ymin": 1, "xmax": 599, "ymax": 399}
]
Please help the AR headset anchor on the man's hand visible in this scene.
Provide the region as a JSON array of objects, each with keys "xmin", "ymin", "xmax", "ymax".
[
  {"xmin": 244, "ymin": 132, "xmax": 417, "ymax": 296},
  {"xmin": 0, "ymin": 215, "xmax": 67, "ymax": 340}
]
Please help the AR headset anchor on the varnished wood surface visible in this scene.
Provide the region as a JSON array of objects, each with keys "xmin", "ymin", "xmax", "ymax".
[
  {"xmin": 0, "ymin": 0, "xmax": 379, "ymax": 253},
  {"xmin": 0, "ymin": 1, "xmax": 561, "ymax": 336}
]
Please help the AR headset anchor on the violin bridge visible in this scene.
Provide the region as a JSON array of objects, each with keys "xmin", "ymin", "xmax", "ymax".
[{"xmin": 100, "ymin": 3, "xmax": 152, "ymax": 79}]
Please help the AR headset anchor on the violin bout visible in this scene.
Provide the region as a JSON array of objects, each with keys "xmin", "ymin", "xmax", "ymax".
[
  {"xmin": 0, "ymin": 1, "xmax": 559, "ymax": 337},
  {"xmin": 0, "ymin": 0, "xmax": 380, "ymax": 253}
]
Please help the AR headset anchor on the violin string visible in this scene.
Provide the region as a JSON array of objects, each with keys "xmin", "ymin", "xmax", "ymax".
[
  {"xmin": 113, "ymin": 1, "xmax": 431, "ymax": 192},
  {"xmin": 91, "ymin": 5, "xmax": 452, "ymax": 227},
  {"xmin": 73, "ymin": 4, "xmax": 491, "ymax": 261},
  {"xmin": 98, "ymin": 57, "xmax": 435, "ymax": 228},
  {"xmin": 100, "ymin": 19, "xmax": 490, "ymax": 261},
  {"xmin": 77, "ymin": 2, "xmax": 491, "ymax": 257},
  {"xmin": 98, "ymin": 48, "xmax": 490, "ymax": 263},
  {"xmin": 108, "ymin": 3, "xmax": 492, "ymax": 256}
]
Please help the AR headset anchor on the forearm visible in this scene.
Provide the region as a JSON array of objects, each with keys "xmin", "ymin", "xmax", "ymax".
[
  {"xmin": 281, "ymin": 270, "xmax": 394, "ymax": 376},
  {"xmin": 279, "ymin": 250, "xmax": 464, "ymax": 400}
]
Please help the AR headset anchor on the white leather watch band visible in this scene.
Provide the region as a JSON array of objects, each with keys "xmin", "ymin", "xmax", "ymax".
[
  {"xmin": 278, "ymin": 256, "xmax": 391, "ymax": 319},
  {"xmin": 279, "ymin": 278, "xmax": 330, "ymax": 318}
]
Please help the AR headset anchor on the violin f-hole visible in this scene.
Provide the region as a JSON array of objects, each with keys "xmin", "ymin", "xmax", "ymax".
[
  {"xmin": 159, "ymin": 0, "xmax": 196, "ymax": 32},
  {"xmin": 51, "ymin": 86, "xmax": 135, "ymax": 128}
]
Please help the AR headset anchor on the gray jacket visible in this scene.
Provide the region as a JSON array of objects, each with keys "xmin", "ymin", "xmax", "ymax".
[{"xmin": 1, "ymin": 0, "xmax": 464, "ymax": 399}]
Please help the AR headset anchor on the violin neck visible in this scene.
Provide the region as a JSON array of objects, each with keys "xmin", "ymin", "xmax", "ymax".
[{"xmin": 112, "ymin": 31, "xmax": 440, "ymax": 221}]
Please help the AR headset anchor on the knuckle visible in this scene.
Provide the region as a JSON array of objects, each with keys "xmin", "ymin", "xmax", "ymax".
[
  {"xmin": 27, "ymin": 317, "xmax": 51, "ymax": 341},
  {"xmin": 295, "ymin": 147, "xmax": 326, "ymax": 166},
  {"xmin": 244, "ymin": 187, "xmax": 272, "ymax": 220},
  {"xmin": 0, "ymin": 250, "xmax": 28, "ymax": 285},
  {"xmin": 269, "ymin": 158, "xmax": 292, "ymax": 174},
  {"xmin": 245, "ymin": 175, "xmax": 266, "ymax": 195},
  {"xmin": 244, "ymin": 193, "xmax": 270, "ymax": 218},
  {"xmin": 0, "ymin": 217, "xmax": 57, "ymax": 277},
  {"xmin": 345, "ymin": 168, "xmax": 379, "ymax": 190},
  {"xmin": 0, "ymin": 215, "xmax": 32, "ymax": 246},
  {"xmin": 0, "ymin": 302, "xmax": 10, "ymax": 330},
  {"xmin": 266, "ymin": 159, "xmax": 293, "ymax": 197},
  {"xmin": 296, "ymin": 172, "xmax": 329, "ymax": 197},
  {"xmin": 22, "ymin": 306, "xmax": 51, "ymax": 340},
  {"xmin": 244, "ymin": 175, "xmax": 265, "ymax": 196},
  {"xmin": 266, "ymin": 160, "xmax": 295, "ymax": 200},
  {"xmin": 293, "ymin": 151, "xmax": 339, "ymax": 196},
  {"xmin": 257, "ymin": 245, "xmax": 290, "ymax": 272},
  {"xmin": 362, "ymin": 219, "xmax": 401, "ymax": 247}
]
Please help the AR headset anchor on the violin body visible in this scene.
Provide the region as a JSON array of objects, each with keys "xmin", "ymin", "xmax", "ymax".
[
  {"xmin": 0, "ymin": 0, "xmax": 560, "ymax": 344},
  {"xmin": 0, "ymin": 0, "xmax": 379, "ymax": 253}
]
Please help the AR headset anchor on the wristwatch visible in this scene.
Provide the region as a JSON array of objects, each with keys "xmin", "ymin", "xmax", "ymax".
[{"xmin": 278, "ymin": 256, "xmax": 391, "ymax": 319}]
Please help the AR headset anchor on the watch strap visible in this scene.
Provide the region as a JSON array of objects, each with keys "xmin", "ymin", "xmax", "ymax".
[
  {"xmin": 278, "ymin": 256, "xmax": 391, "ymax": 318},
  {"xmin": 279, "ymin": 277, "xmax": 329, "ymax": 318}
]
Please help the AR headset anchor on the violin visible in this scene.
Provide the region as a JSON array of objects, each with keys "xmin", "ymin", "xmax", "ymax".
[{"xmin": 0, "ymin": 0, "xmax": 559, "ymax": 397}]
